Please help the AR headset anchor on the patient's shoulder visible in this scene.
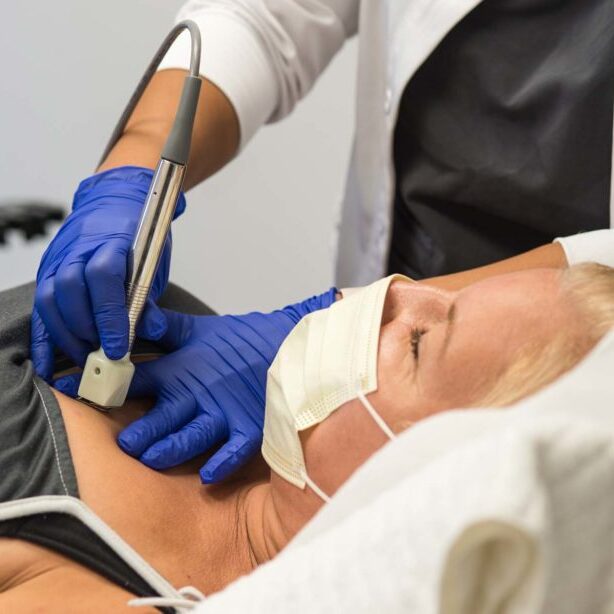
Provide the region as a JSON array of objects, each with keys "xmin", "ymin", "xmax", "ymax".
[{"xmin": 0, "ymin": 537, "xmax": 157, "ymax": 613}]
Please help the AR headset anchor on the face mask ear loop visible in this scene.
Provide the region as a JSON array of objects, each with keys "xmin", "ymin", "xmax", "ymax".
[
  {"xmin": 357, "ymin": 390, "xmax": 396, "ymax": 440},
  {"xmin": 300, "ymin": 469, "xmax": 332, "ymax": 503}
]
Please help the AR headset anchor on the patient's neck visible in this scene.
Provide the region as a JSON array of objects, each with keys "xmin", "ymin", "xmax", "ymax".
[
  {"xmin": 243, "ymin": 483, "xmax": 293, "ymax": 565},
  {"xmin": 56, "ymin": 387, "xmax": 317, "ymax": 586},
  {"xmin": 243, "ymin": 473, "xmax": 325, "ymax": 566}
]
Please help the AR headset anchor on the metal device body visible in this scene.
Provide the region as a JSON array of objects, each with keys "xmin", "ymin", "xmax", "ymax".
[
  {"xmin": 77, "ymin": 159, "xmax": 186, "ymax": 408},
  {"xmin": 126, "ymin": 159, "xmax": 185, "ymax": 346}
]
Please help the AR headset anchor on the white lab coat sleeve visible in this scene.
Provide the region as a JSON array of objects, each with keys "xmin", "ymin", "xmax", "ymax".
[
  {"xmin": 554, "ymin": 229, "xmax": 614, "ymax": 268},
  {"xmin": 157, "ymin": 0, "xmax": 359, "ymax": 149}
]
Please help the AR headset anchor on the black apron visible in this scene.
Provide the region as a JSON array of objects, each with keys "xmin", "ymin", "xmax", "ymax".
[{"xmin": 388, "ymin": 0, "xmax": 614, "ymax": 279}]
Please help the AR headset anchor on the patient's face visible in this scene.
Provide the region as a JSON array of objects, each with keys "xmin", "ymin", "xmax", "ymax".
[{"xmin": 272, "ymin": 268, "xmax": 577, "ymax": 529}]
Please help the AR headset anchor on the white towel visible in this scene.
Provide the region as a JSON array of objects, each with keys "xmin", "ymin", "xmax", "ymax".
[{"xmin": 195, "ymin": 330, "xmax": 614, "ymax": 614}]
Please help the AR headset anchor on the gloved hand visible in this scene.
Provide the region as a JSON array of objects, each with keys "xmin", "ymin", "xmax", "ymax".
[
  {"xmin": 32, "ymin": 166, "xmax": 186, "ymax": 381},
  {"xmin": 55, "ymin": 288, "xmax": 337, "ymax": 483}
]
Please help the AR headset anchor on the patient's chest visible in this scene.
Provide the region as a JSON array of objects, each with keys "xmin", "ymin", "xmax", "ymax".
[{"xmin": 54, "ymin": 390, "xmax": 260, "ymax": 594}]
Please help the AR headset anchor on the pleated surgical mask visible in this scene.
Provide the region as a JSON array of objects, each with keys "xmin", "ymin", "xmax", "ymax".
[{"xmin": 262, "ymin": 274, "xmax": 412, "ymax": 502}]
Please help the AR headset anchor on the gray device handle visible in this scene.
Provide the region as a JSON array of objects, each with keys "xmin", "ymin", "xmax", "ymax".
[{"xmin": 162, "ymin": 75, "xmax": 202, "ymax": 165}]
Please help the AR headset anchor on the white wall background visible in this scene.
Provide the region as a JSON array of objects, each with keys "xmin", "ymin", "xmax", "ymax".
[{"xmin": 0, "ymin": 1, "xmax": 356, "ymax": 313}]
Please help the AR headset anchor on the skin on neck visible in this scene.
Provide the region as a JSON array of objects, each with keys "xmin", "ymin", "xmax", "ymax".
[
  {"xmin": 53, "ymin": 362, "xmax": 294, "ymax": 585},
  {"xmin": 241, "ymin": 450, "xmax": 334, "ymax": 566},
  {"xmin": 242, "ymin": 483, "xmax": 287, "ymax": 566},
  {"xmin": 241, "ymin": 473, "xmax": 325, "ymax": 566}
]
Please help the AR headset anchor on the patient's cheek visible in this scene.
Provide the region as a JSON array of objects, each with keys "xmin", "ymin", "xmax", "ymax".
[
  {"xmin": 270, "ymin": 400, "xmax": 389, "ymax": 530},
  {"xmin": 270, "ymin": 400, "xmax": 403, "ymax": 540},
  {"xmin": 301, "ymin": 399, "xmax": 391, "ymax": 497}
]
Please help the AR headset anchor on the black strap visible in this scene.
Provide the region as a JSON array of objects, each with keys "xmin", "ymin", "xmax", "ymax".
[{"xmin": 0, "ymin": 513, "xmax": 175, "ymax": 614}]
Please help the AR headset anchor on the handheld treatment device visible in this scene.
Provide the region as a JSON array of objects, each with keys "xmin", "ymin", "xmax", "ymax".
[{"xmin": 77, "ymin": 21, "xmax": 202, "ymax": 408}]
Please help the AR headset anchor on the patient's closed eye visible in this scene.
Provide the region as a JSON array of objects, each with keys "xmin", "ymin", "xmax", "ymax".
[{"xmin": 410, "ymin": 328, "xmax": 426, "ymax": 361}]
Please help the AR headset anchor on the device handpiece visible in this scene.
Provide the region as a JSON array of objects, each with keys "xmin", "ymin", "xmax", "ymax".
[
  {"xmin": 77, "ymin": 160, "xmax": 185, "ymax": 408},
  {"xmin": 76, "ymin": 21, "xmax": 202, "ymax": 409}
]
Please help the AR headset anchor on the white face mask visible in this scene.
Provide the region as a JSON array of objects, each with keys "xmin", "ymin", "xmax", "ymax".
[{"xmin": 262, "ymin": 274, "xmax": 411, "ymax": 502}]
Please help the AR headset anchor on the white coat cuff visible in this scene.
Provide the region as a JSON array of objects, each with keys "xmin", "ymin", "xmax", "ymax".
[
  {"xmin": 157, "ymin": 13, "xmax": 279, "ymax": 150},
  {"xmin": 554, "ymin": 229, "xmax": 614, "ymax": 268}
]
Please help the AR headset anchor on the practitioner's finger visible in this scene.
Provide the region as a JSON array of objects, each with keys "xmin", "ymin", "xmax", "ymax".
[
  {"xmin": 34, "ymin": 277, "xmax": 91, "ymax": 368},
  {"xmin": 84, "ymin": 239, "xmax": 130, "ymax": 360},
  {"xmin": 155, "ymin": 308, "xmax": 196, "ymax": 352},
  {"xmin": 139, "ymin": 411, "xmax": 228, "ymax": 470},
  {"xmin": 30, "ymin": 307, "xmax": 56, "ymax": 382},
  {"xmin": 55, "ymin": 257, "xmax": 98, "ymax": 345},
  {"xmin": 117, "ymin": 394, "xmax": 197, "ymax": 458},
  {"xmin": 125, "ymin": 357, "xmax": 171, "ymax": 398},
  {"xmin": 199, "ymin": 428, "xmax": 262, "ymax": 484},
  {"xmin": 53, "ymin": 372, "xmax": 82, "ymax": 398}
]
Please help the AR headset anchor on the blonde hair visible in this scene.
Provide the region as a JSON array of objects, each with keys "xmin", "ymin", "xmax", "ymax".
[{"xmin": 478, "ymin": 263, "xmax": 614, "ymax": 407}]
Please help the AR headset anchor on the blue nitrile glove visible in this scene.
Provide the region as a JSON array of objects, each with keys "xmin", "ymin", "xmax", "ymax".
[
  {"xmin": 31, "ymin": 166, "xmax": 186, "ymax": 381},
  {"xmin": 55, "ymin": 288, "xmax": 337, "ymax": 483}
]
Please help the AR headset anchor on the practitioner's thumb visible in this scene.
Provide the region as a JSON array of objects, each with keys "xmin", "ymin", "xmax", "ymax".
[{"xmin": 53, "ymin": 372, "xmax": 82, "ymax": 398}]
